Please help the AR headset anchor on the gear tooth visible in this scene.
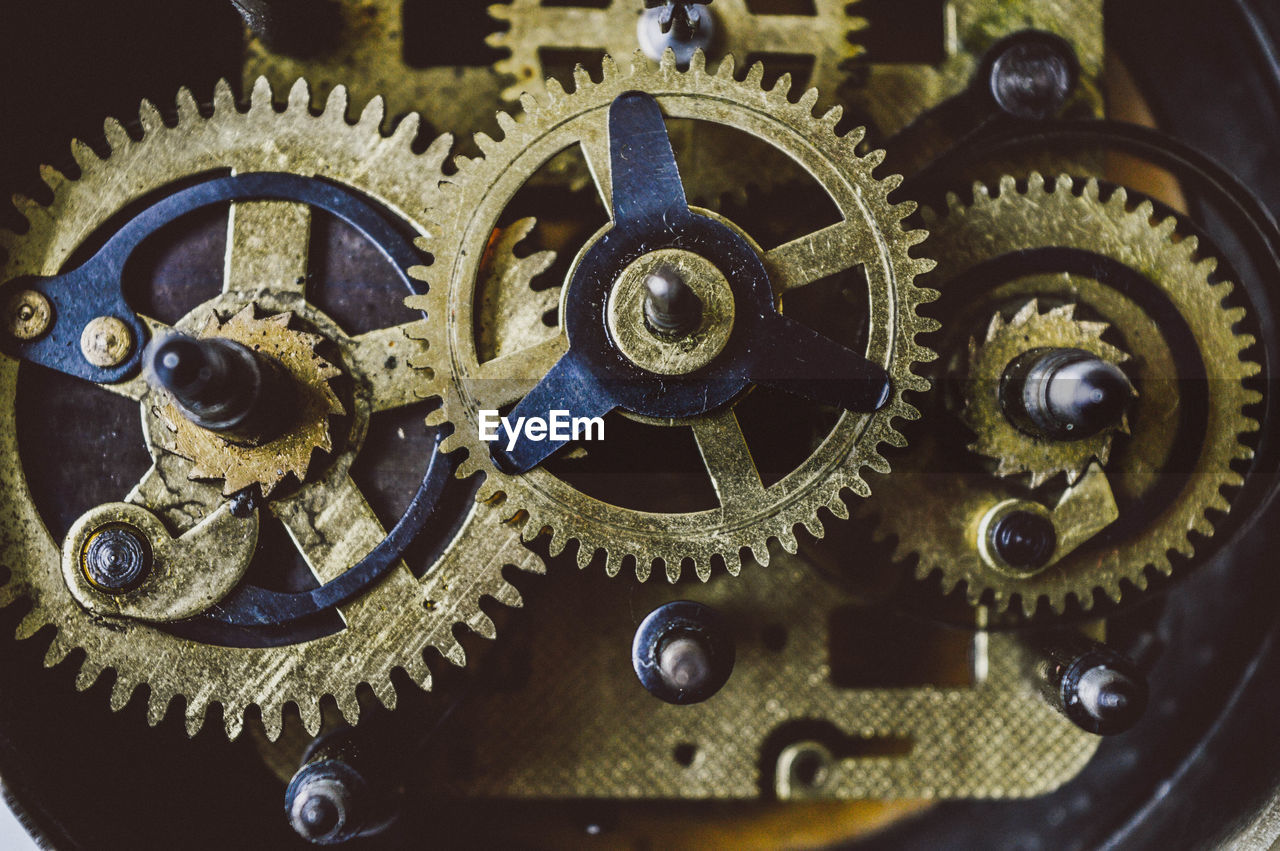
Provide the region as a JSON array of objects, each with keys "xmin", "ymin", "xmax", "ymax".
[
  {"xmin": 475, "ymin": 131, "xmax": 500, "ymax": 157},
  {"xmin": 13, "ymin": 610, "xmax": 44, "ymax": 642},
  {"xmin": 572, "ymin": 64, "xmax": 593, "ymax": 92},
  {"xmin": 547, "ymin": 528, "xmax": 567, "ymax": 557},
  {"xmin": 324, "ymin": 84, "xmax": 350, "ymax": 121},
  {"xmin": 778, "ymin": 529, "xmax": 799, "ymax": 554},
  {"xmin": 750, "ymin": 540, "xmax": 770, "ymax": 567},
  {"xmin": 772, "ymin": 72, "xmax": 794, "ymax": 100},
  {"xmin": 1019, "ymin": 594, "xmax": 1038, "ymax": 618},
  {"xmin": 43, "ymin": 633, "xmax": 71, "ymax": 667},
  {"xmin": 392, "ymin": 111, "xmax": 421, "ymax": 144},
  {"xmin": 299, "ymin": 697, "xmax": 324, "ymax": 735},
  {"xmin": 601, "ymin": 52, "xmax": 621, "ymax": 80},
  {"xmin": 496, "ymin": 110, "xmax": 519, "ymax": 136},
  {"xmin": 603, "ymin": 550, "xmax": 623, "ymax": 578},
  {"xmin": 213, "ymin": 78, "xmax": 237, "ymax": 113},
  {"xmin": 487, "ymin": 2, "xmax": 513, "ymax": 22},
  {"xmin": 798, "ymin": 87, "xmax": 820, "ymax": 112},
  {"xmin": 821, "ymin": 104, "xmax": 844, "ymax": 127},
  {"xmin": 545, "ymin": 76, "xmax": 568, "ymax": 101},
  {"xmin": 689, "ymin": 49, "xmax": 707, "ymax": 73},
  {"xmin": 664, "ymin": 558, "xmax": 682, "ymax": 583},
  {"xmin": 862, "ymin": 148, "xmax": 887, "ymax": 170},
  {"xmin": 804, "ymin": 514, "xmax": 825, "ymax": 539},
  {"xmin": 286, "ymin": 77, "xmax": 311, "ymax": 111},
  {"xmin": 444, "ymin": 641, "xmax": 467, "ymax": 668},
  {"xmin": 1027, "ymin": 172, "xmax": 1046, "ymax": 192},
  {"xmin": 102, "ymin": 117, "xmax": 130, "ymax": 154},
  {"xmin": 75, "ymin": 659, "xmax": 103, "ymax": 692},
  {"xmin": 694, "ymin": 557, "xmax": 712, "ymax": 581},
  {"xmin": 518, "ymin": 92, "xmax": 541, "ymax": 116},
  {"xmin": 472, "ymin": 610, "xmax": 498, "ymax": 640},
  {"xmin": 109, "ymin": 674, "xmax": 136, "ymax": 712},
  {"xmin": 184, "ymin": 702, "xmax": 208, "ymax": 738},
  {"xmin": 829, "ymin": 494, "xmax": 850, "ymax": 521},
  {"xmin": 575, "ymin": 542, "xmax": 595, "ymax": 569},
  {"xmin": 175, "ymin": 86, "xmax": 201, "ymax": 122},
  {"xmin": 249, "ymin": 75, "xmax": 274, "ymax": 111},
  {"xmin": 716, "ymin": 53, "xmax": 737, "ymax": 79},
  {"xmin": 1054, "ymin": 174, "xmax": 1075, "ymax": 195},
  {"xmin": 634, "ymin": 556, "xmax": 652, "ymax": 582},
  {"xmin": 137, "ymin": 99, "xmax": 165, "ymax": 134},
  {"xmin": 70, "ymin": 137, "xmax": 101, "ymax": 172},
  {"xmin": 358, "ymin": 95, "xmax": 386, "ymax": 130},
  {"xmin": 260, "ymin": 703, "xmax": 285, "ymax": 741},
  {"xmin": 998, "ymin": 174, "xmax": 1018, "ymax": 196},
  {"xmin": 743, "ymin": 60, "xmax": 766, "ymax": 88},
  {"xmin": 146, "ymin": 692, "xmax": 170, "ymax": 727},
  {"xmin": 658, "ymin": 47, "xmax": 679, "ymax": 73},
  {"xmin": 1011, "ymin": 299, "xmax": 1039, "ymax": 325}
]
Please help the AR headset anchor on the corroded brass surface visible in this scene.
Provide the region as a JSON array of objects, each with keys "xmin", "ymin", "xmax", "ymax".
[
  {"xmin": 61, "ymin": 500, "xmax": 256, "ymax": 622},
  {"xmin": 605, "ymin": 248, "xmax": 735, "ymax": 376},
  {"xmin": 852, "ymin": 0, "xmax": 1104, "ymax": 139},
  {"xmin": 964, "ymin": 299, "xmax": 1132, "ymax": 488},
  {"xmin": 4, "ymin": 289, "xmax": 51, "ymax": 341},
  {"xmin": 409, "ymin": 53, "xmax": 938, "ymax": 582},
  {"xmin": 159, "ymin": 306, "xmax": 344, "ymax": 496},
  {"xmin": 407, "ymin": 549, "xmax": 1100, "ymax": 800},
  {"xmin": 0, "ymin": 78, "xmax": 546, "ymax": 739},
  {"xmin": 241, "ymin": 0, "xmax": 509, "ymax": 143},
  {"xmin": 865, "ymin": 173, "xmax": 1260, "ymax": 614},
  {"xmin": 79, "ymin": 315, "xmax": 133, "ymax": 368}
]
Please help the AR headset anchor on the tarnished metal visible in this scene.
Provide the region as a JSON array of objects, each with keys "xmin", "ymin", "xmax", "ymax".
[
  {"xmin": 3, "ymin": 289, "xmax": 51, "ymax": 341},
  {"xmin": 964, "ymin": 300, "xmax": 1133, "ymax": 488},
  {"xmin": 78, "ymin": 315, "xmax": 133, "ymax": 368},
  {"xmin": 409, "ymin": 52, "xmax": 938, "ymax": 582},
  {"xmin": 0, "ymin": 77, "xmax": 546, "ymax": 739},
  {"xmin": 865, "ymin": 173, "xmax": 1261, "ymax": 614}
]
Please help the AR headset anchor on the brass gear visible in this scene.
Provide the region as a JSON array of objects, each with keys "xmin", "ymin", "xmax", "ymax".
[
  {"xmin": 489, "ymin": 0, "xmax": 865, "ymax": 102},
  {"xmin": 158, "ymin": 306, "xmax": 345, "ymax": 496},
  {"xmin": 866, "ymin": 173, "xmax": 1261, "ymax": 614},
  {"xmin": 408, "ymin": 53, "xmax": 937, "ymax": 582},
  {"xmin": 486, "ymin": 0, "xmax": 866, "ymax": 201},
  {"xmin": 962, "ymin": 299, "xmax": 1133, "ymax": 488},
  {"xmin": 0, "ymin": 78, "xmax": 544, "ymax": 739}
]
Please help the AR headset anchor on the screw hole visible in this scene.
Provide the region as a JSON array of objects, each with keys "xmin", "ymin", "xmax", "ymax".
[{"xmin": 673, "ymin": 743, "xmax": 698, "ymax": 767}]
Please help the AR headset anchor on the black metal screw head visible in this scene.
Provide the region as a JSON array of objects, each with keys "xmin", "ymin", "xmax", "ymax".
[
  {"xmin": 1004, "ymin": 348, "xmax": 1132, "ymax": 441},
  {"xmin": 643, "ymin": 267, "xmax": 704, "ymax": 338},
  {"xmin": 83, "ymin": 525, "xmax": 151, "ymax": 593},
  {"xmin": 632, "ymin": 601, "xmax": 735, "ymax": 704},
  {"xmin": 986, "ymin": 31, "xmax": 1079, "ymax": 120},
  {"xmin": 144, "ymin": 332, "xmax": 282, "ymax": 440},
  {"xmin": 989, "ymin": 510, "xmax": 1057, "ymax": 571}
]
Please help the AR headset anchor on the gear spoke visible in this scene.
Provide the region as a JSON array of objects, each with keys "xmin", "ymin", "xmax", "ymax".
[
  {"xmin": 468, "ymin": 331, "xmax": 570, "ymax": 411},
  {"xmin": 691, "ymin": 408, "xmax": 765, "ymax": 510},
  {"xmin": 487, "ymin": 351, "xmax": 615, "ymax": 474},
  {"xmin": 126, "ymin": 455, "xmax": 224, "ymax": 531},
  {"xmin": 764, "ymin": 220, "xmax": 877, "ymax": 297},
  {"xmin": 272, "ymin": 473, "xmax": 388, "ymax": 585},
  {"xmin": 751, "ymin": 312, "xmax": 891, "ymax": 411},
  {"xmin": 224, "ymin": 200, "xmax": 312, "ymax": 299},
  {"xmin": 608, "ymin": 91, "xmax": 691, "ymax": 228},
  {"xmin": 349, "ymin": 322, "xmax": 427, "ymax": 413}
]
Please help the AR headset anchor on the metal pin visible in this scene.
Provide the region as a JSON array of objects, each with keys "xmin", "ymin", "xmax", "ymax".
[
  {"xmin": 1027, "ymin": 631, "xmax": 1148, "ymax": 735},
  {"xmin": 643, "ymin": 268, "xmax": 703, "ymax": 338},
  {"xmin": 1002, "ymin": 347, "xmax": 1132, "ymax": 441}
]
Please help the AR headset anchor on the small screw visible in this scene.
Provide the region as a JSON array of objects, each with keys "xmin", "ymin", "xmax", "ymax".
[
  {"xmin": 4, "ymin": 289, "xmax": 52, "ymax": 341},
  {"xmin": 643, "ymin": 267, "xmax": 703, "ymax": 338},
  {"xmin": 986, "ymin": 31, "xmax": 1078, "ymax": 120},
  {"xmin": 79, "ymin": 316, "xmax": 133, "ymax": 368},
  {"xmin": 82, "ymin": 525, "xmax": 151, "ymax": 593}
]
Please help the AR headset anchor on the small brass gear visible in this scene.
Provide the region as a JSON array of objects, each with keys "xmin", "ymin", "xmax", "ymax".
[
  {"xmin": 159, "ymin": 306, "xmax": 345, "ymax": 496},
  {"xmin": 409, "ymin": 53, "xmax": 937, "ymax": 582},
  {"xmin": 865, "ymin": 173, "xmax": 1261, "ymax": 614},
  {"xmin": 962, "ymin": 299, "xmax": 1132, "ymax": 488},
  {"xmin": 0, "ymin": 78, "xmax": 545, "ymax": 739}
]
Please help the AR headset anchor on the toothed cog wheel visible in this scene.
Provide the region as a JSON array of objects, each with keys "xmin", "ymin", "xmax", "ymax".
[
  {"xmin": 409, "ymin": 54, "xmax": 938, "ymax": 583},
  {"xmin": 865, "ymin": 174, "xmax": 1260, "ymax": 615},
  {"xmin": 963, "ymin": 299, "xmax": 1133, "ymax": 488},
  {"xmin": 0, "ymin": 78, "xmax": 544, "ymax": 740}
]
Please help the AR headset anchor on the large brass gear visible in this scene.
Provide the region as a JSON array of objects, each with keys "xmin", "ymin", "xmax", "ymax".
[
  {"xmin": 962, "ymin": 299, "xmax": 1133, "ymax": 488},
  {"xmin": 408, "ymin": 53, "xmax": 937, "ymax": 583},
  {"xmin": 0, "ymin": 77, "xmax": 544, "ymax": 740},
  {"xmin": 866, "ymin": 173, "xmax": 1261, "ymax": 614}
]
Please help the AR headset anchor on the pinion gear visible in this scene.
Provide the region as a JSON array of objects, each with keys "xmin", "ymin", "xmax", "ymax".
[
  {"xmin": 0, "ymin": 78, "xmax": 544, "ymax": 739},
  {"xmin": 962, "ymin": 299, "xmax": 1133, "ymax": 488},
  {"xmin": 866, "ymin": 173, "xmax": 1260, "ymax": 614},
  {"xmin": 408, "ymin": 52, "xmax": 937, "ymax": 583}
]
